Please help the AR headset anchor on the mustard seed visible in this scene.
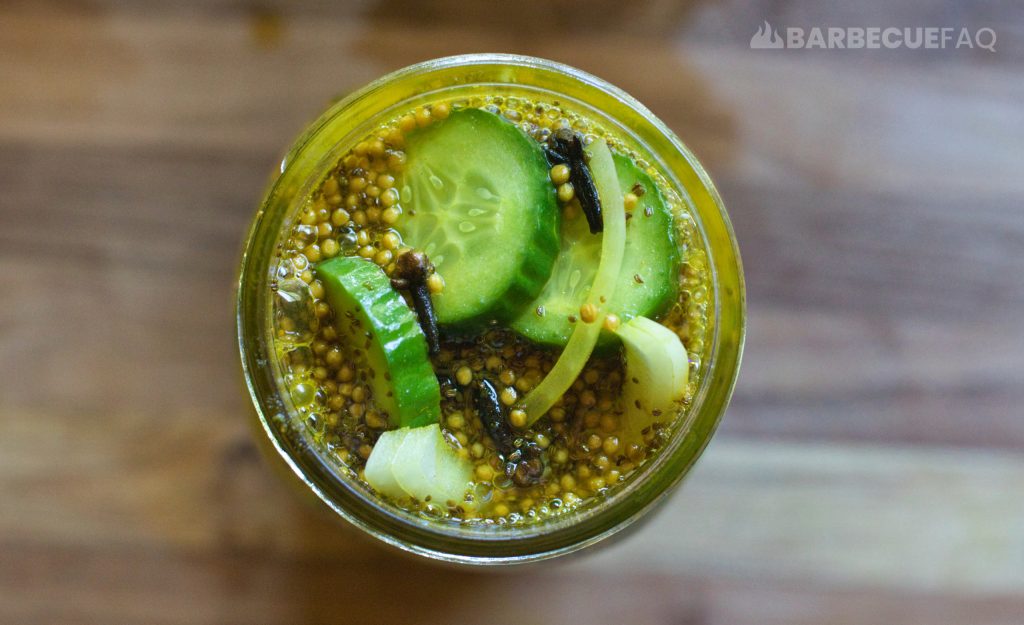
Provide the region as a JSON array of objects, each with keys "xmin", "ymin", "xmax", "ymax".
[
  {"xmin": 427, "ymin": 273, "xmax": 444, "ymax": 294},
  {"xmin": 303, "ymin": 245, "xmax": 321, "ymax": 263},
  {"xmin": 557, "ymin": 182, "xmax": 575, "ymax": 203},
  {"xmin": 550, "ymin": 163, "xmax": 570, "ymax": 185},
  {"xmin": 380, "ymin": 188, "xmax": 399, "ymax": 207},
  {"xmin": 381, "ymin": 232, "xmax": 401, "ymax": 250},
  {"xmin": 560, "ymin": 474, "xmax": 576, "ymax": 491},
  {"xmin": 602, "ymin": 436, "xmax": 620, "ymax": 455},
  {"xmin": 447, "ymin": 412, "xmax": 465, "ymax": 429},
  {"xmin": 325, "ymin": 346, "xmax": 343, "ymax": 368},
  {"xmin": 331, "ymin": 209, "xmax": 350, "ymax": 227},
  {"xmin": 509, "ymin": 408, "xmax": 527, "ymax": 428},
  {"xmin": 321, "ymin": 238, "xmax": 340, "ymax": 258},
  {"xmin": 476, "ymin": 464, "xmax": 494, "ymax": 481},
  {"xmin": 365, "ymin": 410, "xmax": 387, "ymax": 430},
  {"xmin": 603, "ymin": 313, "xmax": 621, "ymax": 332},
  {"xmin": 579, "ymin": 302, "xmax": 598, "ymax": 324}
]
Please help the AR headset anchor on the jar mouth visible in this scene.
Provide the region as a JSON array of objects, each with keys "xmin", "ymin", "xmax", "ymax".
[{"xmin": 237, "ymin": 53, "xmax": 746, "ymax": 565}]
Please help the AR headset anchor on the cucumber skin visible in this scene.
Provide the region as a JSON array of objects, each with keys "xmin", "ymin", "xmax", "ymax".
[
  {"xmin": 511, "ymin": 154, "xmax": 680, "ymax": 351},
  {"xmin": 400, "ymin": 109, "xmax": 560, "ymax": 333},
  {"xmin": 316, "ymin": 256, "xmax": 440, "ymax": 428},
  {"xmin": 610, "ymin": 155, "xmax": 680, "ymax": 337}
]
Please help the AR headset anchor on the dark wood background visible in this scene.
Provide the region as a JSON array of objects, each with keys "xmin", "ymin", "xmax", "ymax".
[{"xmin": 2, "ymin": 1, "xmax": 1023, "ymax": 623}]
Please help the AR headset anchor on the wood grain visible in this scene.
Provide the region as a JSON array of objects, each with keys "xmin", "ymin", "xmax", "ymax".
[{"xmin": 1, "ymin": 1, "xmax": 1022, "ymax": 623}]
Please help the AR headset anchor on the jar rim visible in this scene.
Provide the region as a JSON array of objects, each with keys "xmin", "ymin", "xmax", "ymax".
[{"xmin": 237, "ymin": 53, "xmax": 746, "ymax": 565}]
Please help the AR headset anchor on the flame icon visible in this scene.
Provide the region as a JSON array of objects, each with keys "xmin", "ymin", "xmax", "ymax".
[{"xmin": 750, "ymin": 20, "xmax": 784, "ymax": 49}]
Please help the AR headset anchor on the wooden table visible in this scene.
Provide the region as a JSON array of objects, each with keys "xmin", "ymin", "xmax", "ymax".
[{"xmin": 2, "ymin": 2, "xmax": 1022, "ymax": 623}]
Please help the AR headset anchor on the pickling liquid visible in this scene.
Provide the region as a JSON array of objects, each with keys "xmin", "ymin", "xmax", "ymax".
[{"xmin": 269, "ymin": 93, "xmax": 712, "ymax": 526}]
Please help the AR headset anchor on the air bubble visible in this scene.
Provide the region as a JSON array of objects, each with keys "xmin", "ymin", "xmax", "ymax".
[
  {"xmin": 290, "ymin": 381, "xmax": 315, "ymax": 407},
  {"xmin": 337, "ymin": 229, "xmax": 359, "ymax": 255},
  {"xmin": 294, "ymin": 224, "xmax": 318, "ymax": 247},
  {"xmin": 273, "ymin": 277, "xmax": 318, "ymax": 342}
]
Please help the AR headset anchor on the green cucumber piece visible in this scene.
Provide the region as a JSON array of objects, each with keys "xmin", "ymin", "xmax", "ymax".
[
  {"xmin": 615, "ymin": 316, "xmax": 689, "ymax": 445},
  {"xmin": 392, "ymin": 424, "xmax": 473, "ymax": 506},
  {"xmin": 316, "ymin": 256, "xmax": 440, "ymax": 428},
  {"xmin": 363, "ymin": 428, "xmax": 410, "ymax": 498},
  {"xmin": 511, "ymin": 153, "xmax": 679, "ymax": 349},
  {"xmin": 397, "ymin": 108, "xmax": 560, "ymax": 330}
]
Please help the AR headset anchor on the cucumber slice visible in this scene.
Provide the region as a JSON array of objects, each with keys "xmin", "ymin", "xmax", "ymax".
[
  {"xmin": 511, "ymin": 154, "xmax": 679, "ymax": 349},
  {"xmin": 316, "ymin": 256, "xmax": 440, "ymax": 428},
  {"xmin": 391, "ymin": 424, "xmax": 473, "ymax": 506},
  {"xmin": 363, "ymin": 428, "xmax": 410, "ymax": 499},
  {"xmin": 397, "ymin": 108, "xmax": 560, "ymax": 330},
  {"xmin": 615, "ymin": 316, "xmax": 689, "ymax": 445}
]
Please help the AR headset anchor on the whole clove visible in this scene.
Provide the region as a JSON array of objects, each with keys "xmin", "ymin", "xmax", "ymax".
[
  {"xmin": 390, "ymin": 250, "xmax": 441, "ymax": 354},
  {"xmin": 544, "ymin": 145, "xmax": 569, "ymax": 167},
  {"xmin": 436, "ymin": 373, "xmax": 459, "ymax": 400},
  {"xmin": 473, "ymin": 379, "xmax": 544, "ymax": 487},
  {"xmin": 474, "ymin": 378, "xmax": 514, "ymax": 452},
  {"xmin": 505, "ymin": 441, "xmax": 543, "ymax": 487},
  {"xmin": 549, "ymin": 129, "xmax": 603, "ymax": 234}
]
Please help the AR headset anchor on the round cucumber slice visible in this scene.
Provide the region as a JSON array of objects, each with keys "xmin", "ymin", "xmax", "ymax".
[
  {"xmin": 315, "ymin": 256, "xmax": 440, "ymax": 428},
  {"xmin": 511, "ymin": 153, "xmax": 679, "ymax": 349},
  {"xmin": 397, "ymin": 108, "xmax": 560, "ymax": 331}
]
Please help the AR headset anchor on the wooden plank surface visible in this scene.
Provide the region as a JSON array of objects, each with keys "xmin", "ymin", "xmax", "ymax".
[{"xmin": 2, "ymin": 1, "xmax": 1023, "ymax": 623}]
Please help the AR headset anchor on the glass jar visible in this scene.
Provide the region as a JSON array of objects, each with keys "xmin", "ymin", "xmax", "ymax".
[{"xmin": 236, "ymin": 54, "xmax": 745, "ymax": 564}]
